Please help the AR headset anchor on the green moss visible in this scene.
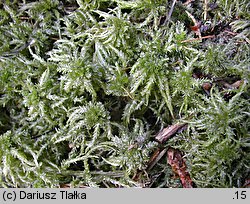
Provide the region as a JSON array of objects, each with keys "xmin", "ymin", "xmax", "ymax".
[{"xmin": 0, "ymin": 0, "xmax": 249, "ymax": 187}]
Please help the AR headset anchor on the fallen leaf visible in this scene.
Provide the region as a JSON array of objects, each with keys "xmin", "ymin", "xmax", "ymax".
[
  {"xmin": 230, "ymin": 80, "xmax": 244, "ymax": 89},
  {"xmin": 202, "ymin": 82, "xmax": 212, "ymax": 95},
  {"xmin": 167, "ymin": 147, "xmax": 194, "ymax": 188}
]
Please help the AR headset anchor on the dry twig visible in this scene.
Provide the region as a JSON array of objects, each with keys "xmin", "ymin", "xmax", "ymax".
[
  {"xmin": 147, "ymin": 148, "xmax": 168, "ymax": 171},
  {"xmin": 155, "ymin": 123, "xmax": 187, "ymax": 143},
  {"xmin": 185, "ymin": 10, "xmax": 202, "ymax": 38},
  {"xmin": 181, "ymin": 35, "xmax": 215, "ymax": 43}
]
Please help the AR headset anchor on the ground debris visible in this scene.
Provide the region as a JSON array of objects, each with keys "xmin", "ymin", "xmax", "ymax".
[
  {"xmin": 242, "ymin": 179, "xmax": 250, "ymax": 188},
  {"xmin": 147, "ymin": 148, "xmax": 168, "ymax": 171},
  {"xmin": 167, "ymin": 147, "xmax": 194, "ymax": 188},
  {"xmin": 155, "ymin": 123, "xmax": 188, "ymax": 144}
]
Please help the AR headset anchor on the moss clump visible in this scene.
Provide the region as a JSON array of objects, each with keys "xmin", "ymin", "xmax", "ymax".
[{"xmin": 0, "ymin": 0, "xmax": 249, "ymax": 187}]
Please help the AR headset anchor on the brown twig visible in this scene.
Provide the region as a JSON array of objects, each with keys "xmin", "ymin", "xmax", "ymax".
[
  {"xmin": 185, "ymin": 10, "xmax": 202, "ymax": 38},
  {"xmin": 147, "ymin": 148, "xmax": 168, "ymax": 171},
  {"xmin": 224, "ymin": 30, "xmax": 238, "ymax": 36},
  {"xmin": 155, "ymin": 123, "xmax": 187, "ymax": 143},
  {"xmin": 181, "ymin": 35, "xmax": 215, "ymax": 43}
]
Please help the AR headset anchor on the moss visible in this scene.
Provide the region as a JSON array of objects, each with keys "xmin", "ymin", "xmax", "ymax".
[{"xmin": 0, "ymin": 0, "xmax": 249, "ymax": 187}]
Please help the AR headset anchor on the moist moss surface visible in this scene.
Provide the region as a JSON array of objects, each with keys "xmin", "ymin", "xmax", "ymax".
[{"xmin": 0, "ymin": 0, "xmax": 249, "ymax": 187}]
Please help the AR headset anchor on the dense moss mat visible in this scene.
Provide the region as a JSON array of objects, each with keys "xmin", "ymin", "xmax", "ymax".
[{"xmin": 0, "ymin": 0, "xmax": 249, "ymax": 187}]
